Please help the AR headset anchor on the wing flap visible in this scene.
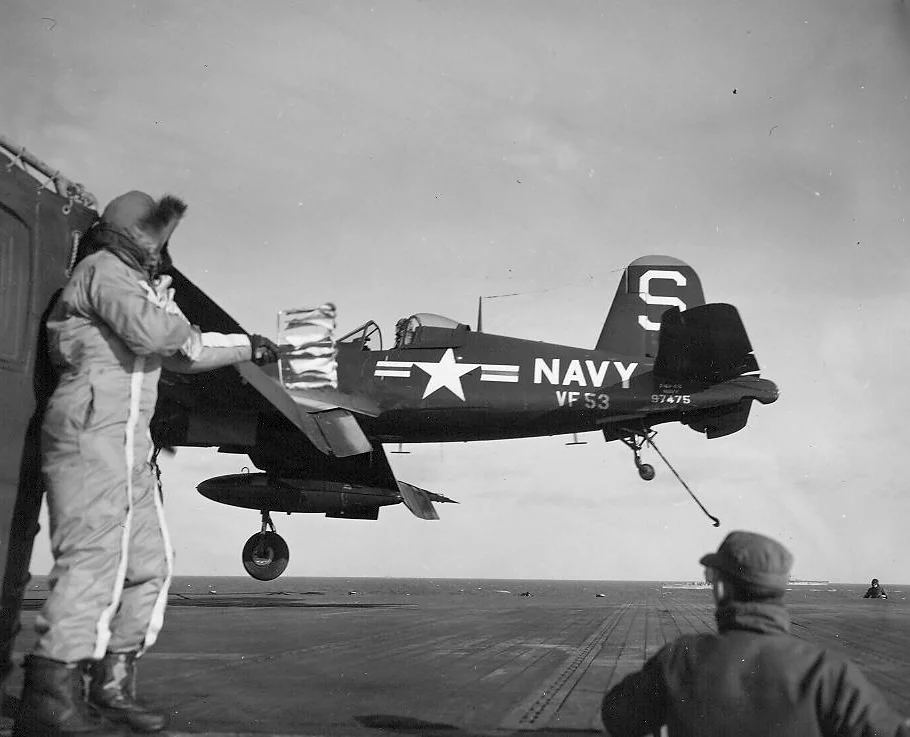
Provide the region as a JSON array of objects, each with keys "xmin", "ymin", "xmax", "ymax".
[
  {"xmin": 398, "ymin": 482, "xmax": 440, "ymax": 520},
  {"xmin": 235, "ymin": 362, "xmax": 370, "ymax": 457},
  {"xmin": 397, "ymin": 481, "xmax": 457, "ymax": 520},
  {"xmin": 312, "ymin": 408, "xmax": 374, "ymax": 456},
  {"xmin": 286, "ymin": 385, "xmax": 381, "ymax": 417}
]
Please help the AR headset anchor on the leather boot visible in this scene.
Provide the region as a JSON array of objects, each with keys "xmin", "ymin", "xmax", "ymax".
[
  {"xmin": 88, "ymin": 652, "xmax": 168, "ymax": 733},
  {"xmin": 13, "ymin": 655, "xmax": 126, "ymax": 736}
]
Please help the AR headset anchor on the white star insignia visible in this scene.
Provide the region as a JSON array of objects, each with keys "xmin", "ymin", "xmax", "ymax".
[{"xmin": 413, "ymin": 349, "xmax": 479, "ymax": 401}]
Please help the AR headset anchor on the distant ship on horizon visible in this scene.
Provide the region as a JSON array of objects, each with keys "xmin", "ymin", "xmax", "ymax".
[
  {"xmin": 661, "ymin": 581, "xmax": 711, "ymax": 590},
  {"xmin": 787, "ymin": 576, "xmax": 830, "ymax": 586},
  {"xmin": 662, "ymin": 576, "xmax": 831, "ymax": 591}
]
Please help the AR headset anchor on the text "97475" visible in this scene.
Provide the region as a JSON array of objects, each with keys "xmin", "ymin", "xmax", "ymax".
[{"xmin": 652, "ymin": 394, "xmax": 691, "ymax": 404}]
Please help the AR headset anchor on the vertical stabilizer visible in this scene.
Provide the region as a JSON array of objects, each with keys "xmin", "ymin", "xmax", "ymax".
[{"xmin": 596, "ymin": 256, "xmax": 705, "ymax": 357}]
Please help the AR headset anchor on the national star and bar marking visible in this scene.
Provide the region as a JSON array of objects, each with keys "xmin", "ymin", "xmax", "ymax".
[
  {"xmin": 374, "ymin": 350, "xmax": 519, "ymax": 400},
  {"xmin": 413, "ymin": 349, "xmax": 479, "ymax": 400},
  {"xmin": 374, "ymin": 353, "xmax": 638, "ymax": 400}
]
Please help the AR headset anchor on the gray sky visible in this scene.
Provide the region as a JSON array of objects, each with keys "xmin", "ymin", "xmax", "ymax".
[{"xmin": 4, "ymin": 0, "xmax": 909, "ymax": 582}]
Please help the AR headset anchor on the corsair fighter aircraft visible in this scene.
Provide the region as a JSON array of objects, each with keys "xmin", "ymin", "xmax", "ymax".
[{"xmin": 154, "ymin": 256, "xmax": 778, "ymax": 580}]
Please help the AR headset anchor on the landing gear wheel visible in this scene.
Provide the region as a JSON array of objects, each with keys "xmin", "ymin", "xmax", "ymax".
[
  {"xmin": 242, "ymin": 509, "xmax": 290, "ymax": 581},
  {"xmin": 619, "ymin": 427, "xmax": 658, "ymax": 481},
  {"xmin": 242, "ymin": 531, "xmax": 289, "ymax": 581}
]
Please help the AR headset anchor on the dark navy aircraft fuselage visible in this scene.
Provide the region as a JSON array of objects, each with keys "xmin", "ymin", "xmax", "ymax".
[
  {"xmin": 336, "ymin": 331, "xmax": 775, "ymax": 443},
  {"xmin": 163, "ymin": 253, "xmax": 779, "ymax": 579}
]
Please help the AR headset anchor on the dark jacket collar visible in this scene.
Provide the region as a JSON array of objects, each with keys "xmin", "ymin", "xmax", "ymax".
[
  {"xmin": 715, "ymin": 600, "xmax": 790, "ymax": 635},
  {"xmin": 81, "ymin": 223, "xmax": 153, "ymax": 278},
  {"xmin": 100, "ymin": 225, "xmax": 150, "ymax": 276}
]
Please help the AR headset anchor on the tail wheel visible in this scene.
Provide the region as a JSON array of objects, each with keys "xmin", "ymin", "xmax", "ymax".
[
  {"xmin": 618, "ymin": 426, "xmax": 658, "ymax": 481},
  {"xmin": 242, "ymin": 531, "xmax": 289, "ymax": 581}
]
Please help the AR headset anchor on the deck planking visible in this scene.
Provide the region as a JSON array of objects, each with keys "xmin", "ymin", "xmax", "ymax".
[{"xmin": 3, "ymin": 583, "xmax": 908, "ymax": 735}]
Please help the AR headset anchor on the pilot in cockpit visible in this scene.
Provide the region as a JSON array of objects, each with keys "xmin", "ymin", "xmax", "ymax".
[
  {"xmin": 395, "ymin": 317, "xmax": 410, "ymax": 347},
  {"xmin": 394, "ymin": 314, "xmax": 465, "ymax": 349},
  {"xmin": 395, "ymin": 317, "xmax": 417, "ymax": 348}
]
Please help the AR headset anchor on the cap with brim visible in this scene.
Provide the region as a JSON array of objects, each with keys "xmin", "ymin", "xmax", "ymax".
[{"xmin": 700, "ymin": 530, "xmax": 793, "ymax": 594}]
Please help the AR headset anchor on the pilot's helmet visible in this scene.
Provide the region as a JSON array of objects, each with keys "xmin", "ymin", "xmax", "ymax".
[
  {"xmin": 102, "ymin": 191, "xmax": 187, "ymax": 250},
  {"xmin": 100, "ymin": 191, "xmax": 187, "ymax": 274}
]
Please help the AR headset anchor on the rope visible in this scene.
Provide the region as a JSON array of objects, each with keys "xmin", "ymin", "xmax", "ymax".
[
  {"xmin": 1, "ymin": 136, "xmax": 99, "ymax": 210},
  {"xmin": 36, "ymin": 169, "xmax": 60, "ymax": 193},
  {"xmin": 65, "ymin": 231, "xmax": 81, "ymax": 277},
  {"xmin": 4, "ymin": 146, "xmax": 25, "ymax": 171},
  {"xmin": 646, "ymin": 436, "xmax": 721, "ymax": 527},
  {"xmin": 69, "ymin": 182, "xmax": 99, "ymax": 210}
]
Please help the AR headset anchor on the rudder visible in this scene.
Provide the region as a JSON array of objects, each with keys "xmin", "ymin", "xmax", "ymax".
[
  {"xmin": 595, "ymin": 255, "xmax": 705, "ymax": 357},
  {"xmin": 654, "ymin": 303, "xmax": 759, "ymax": 384}
]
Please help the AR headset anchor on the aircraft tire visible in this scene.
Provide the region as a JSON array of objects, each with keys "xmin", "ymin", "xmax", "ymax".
[
  {"xmin": 242, "ymin": 531, "xmax": 290, "ymax": 581},
  {"xmin": 638, "ymin": 464, "xmax": 656, "ymax": 481}
]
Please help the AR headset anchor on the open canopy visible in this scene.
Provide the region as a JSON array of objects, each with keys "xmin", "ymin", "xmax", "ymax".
[
  {"xmin": 337, "ymin": 312, "xmax": 469, "ymax": 352},
  {"xmin": 394, "ymin": 313, "xmax": 468, "ymax": 348}
]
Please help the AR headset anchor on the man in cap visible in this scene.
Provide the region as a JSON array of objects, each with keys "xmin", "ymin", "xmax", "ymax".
[
  {"xmin": 864, "ymin": 578, "xmax": 888, "ymax": 599},
  {"xmin": 601, "ymin": 530, "xmax": 910, "ymax": 737},
  {"xmin": 15, "ymin": 191, "xmax": 279, "ymax": 737}
]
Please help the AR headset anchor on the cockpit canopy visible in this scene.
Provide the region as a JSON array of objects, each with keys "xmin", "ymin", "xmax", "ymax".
[
  {"xmin": 394, "ymin": 313, "xmax": 468, "ymax": 348},
  {"xmin": 338, "ymin": 312, "xmax": 470, "ymax": 352}
]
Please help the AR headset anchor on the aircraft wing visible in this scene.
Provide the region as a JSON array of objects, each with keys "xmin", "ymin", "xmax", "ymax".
[
  {"xmin": 234, "ymin": 362, "xmax": 375, "ymax": 457},
  {"xmin": 161, "ymin": 267, "xmax": 374, "ymax": 458}
]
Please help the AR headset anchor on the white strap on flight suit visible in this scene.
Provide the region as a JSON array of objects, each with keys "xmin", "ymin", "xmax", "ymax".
[{"xmin": 92, "ymin": 355, "xmax": 145, "ymax": 659}]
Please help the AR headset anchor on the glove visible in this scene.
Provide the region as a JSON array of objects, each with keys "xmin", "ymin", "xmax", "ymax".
[{"xmin": 250, "ymin": 334, "xmax": 280, "ymax": 365}]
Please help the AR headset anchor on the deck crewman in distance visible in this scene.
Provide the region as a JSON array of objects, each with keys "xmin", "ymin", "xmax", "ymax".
[{"xmin": 863, "ymin": 578, "xmax": 888, "ymax": 599}]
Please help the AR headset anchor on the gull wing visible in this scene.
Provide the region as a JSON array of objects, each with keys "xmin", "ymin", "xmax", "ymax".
[{"xmin": 164, "ymin": 267, "xmax": 374, "ymax": 457}]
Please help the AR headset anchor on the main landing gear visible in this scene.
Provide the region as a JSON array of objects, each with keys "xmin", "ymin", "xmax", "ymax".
[
  {"xmin": 619, "ymin": 429, "xmax": 658, "ymax": 481},
  {"xmin": 242, "ymin": 510, "xmax": 290, "ymax": 581}
]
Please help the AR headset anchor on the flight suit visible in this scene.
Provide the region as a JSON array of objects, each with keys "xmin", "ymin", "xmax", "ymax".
[{"xmin": 36, "ymin": 245, "xmax": 250, "ymax": 663}]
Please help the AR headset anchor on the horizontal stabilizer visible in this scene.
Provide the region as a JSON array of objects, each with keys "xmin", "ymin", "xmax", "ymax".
[
  {"xmin": 681, "ymin": 376, "xmax": 778, "ymax": 438},
  {"xmin": 654, "ymin": 304, "xmax": 759, "ymax": 384},
  {"xmin": 398, "ymin": 481, "xmax": 457, "ymax": 520},
  {"xmin": 684, "ymin": 400, "xmax": 752, "ymax": 438}
]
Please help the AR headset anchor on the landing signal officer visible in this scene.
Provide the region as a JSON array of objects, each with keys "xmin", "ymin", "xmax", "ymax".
[
  {"xmin": 15, "ymin": 191, "xmax": 278, "ymax": 737},
  {"xmin": 601, "ymin": 530, "xmax": 910, "ymax": 737}
]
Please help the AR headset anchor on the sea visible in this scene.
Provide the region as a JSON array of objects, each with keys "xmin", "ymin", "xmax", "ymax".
[
  {"xmin": 22, "ymin": 576, "xmax": 906, "ymax": 606},
  {"xmin": 25, "ymin": 575, "xmax": 654, "ymax": 600}
]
